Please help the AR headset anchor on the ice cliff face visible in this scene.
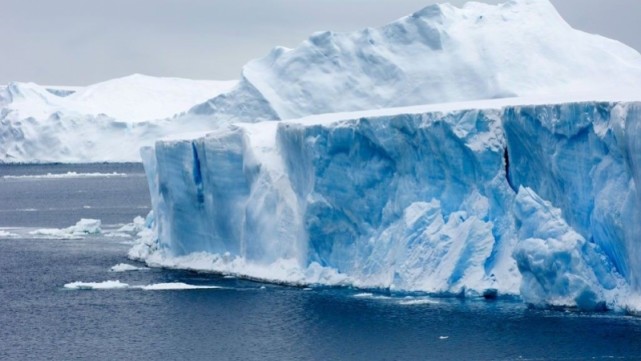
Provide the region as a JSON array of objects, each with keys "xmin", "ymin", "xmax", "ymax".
[{"xmin": 135, "ymin": 100, "xmax": 641, "ymax": 311}]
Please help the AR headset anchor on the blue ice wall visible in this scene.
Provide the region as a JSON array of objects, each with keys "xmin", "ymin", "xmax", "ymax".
[{"xmin": 141, "ymin": 101, "xmax": 641, "ymax": 308}]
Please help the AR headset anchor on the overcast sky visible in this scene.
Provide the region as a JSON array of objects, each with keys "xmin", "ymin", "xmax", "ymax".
[{"xmin": 2, "ymin": 0, "xmax": 639, "ymax": 85}]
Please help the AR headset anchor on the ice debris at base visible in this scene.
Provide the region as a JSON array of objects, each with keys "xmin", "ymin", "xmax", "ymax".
[
  {"xmin": 134, "ymin": 100, "xmax": 641, "ymax": 311},
  {"xmin": 0, "ymin": 230, "xmax": 18, "ymax": 238},
  {"xmin": 104, "ymin": 214, "xmax": 152, "ymax": 239},
  {"xmin": 63, "ymin": 280, "xmax": 221, "ymax": 291},
  {"xmin": 4, "ymin": 0, "xmax": 641, "ymax": 163},
  {"xmin": 30, "ymin": 219, "xmax": 102, "ymax": 239}
]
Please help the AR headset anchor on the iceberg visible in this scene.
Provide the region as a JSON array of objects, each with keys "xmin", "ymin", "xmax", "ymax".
[
  {"xmin": 3, "ymin": 0, "xmax": 641, "ymax": 163},
  {"xmin": 131, "ymin": 0, "xmax": 641, "ymax": 311}
]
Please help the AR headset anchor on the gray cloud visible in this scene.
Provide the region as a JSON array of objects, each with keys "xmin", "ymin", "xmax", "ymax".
[{"xmin": 1, "ymin": 0, "xmax": 638, "ymax": 85}]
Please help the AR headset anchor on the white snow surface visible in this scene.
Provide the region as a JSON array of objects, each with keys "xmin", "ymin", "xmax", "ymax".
[
  {"xmin": 2, "ymin": 74, "xmax": 236, "ymax": 122},
  {"xmin": 191, "ymin": 0, "xmax": 641, "ymax": 121}
]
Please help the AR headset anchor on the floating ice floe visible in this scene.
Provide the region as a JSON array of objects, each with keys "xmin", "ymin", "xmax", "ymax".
[
  {"xmin": 109, "ymin": 263, "xmax": 147, "ymax": 272},
  {"xmin": 30, "ymin": 218, "xmax": 101, "ymax": 239},
  {"xmin": 2, "ymin": 172, "xmax": 128, "ymax": 180}
]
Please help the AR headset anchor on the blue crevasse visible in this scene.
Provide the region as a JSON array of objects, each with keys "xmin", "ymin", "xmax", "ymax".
[{"xmin": 134, "ymin": 101, "xmax": 641, "ymax": 310}]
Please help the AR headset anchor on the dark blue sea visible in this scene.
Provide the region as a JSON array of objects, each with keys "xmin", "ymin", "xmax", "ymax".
[{"xmin": 1, "ymin": 164, "xmax": 641, "ymax": 361}]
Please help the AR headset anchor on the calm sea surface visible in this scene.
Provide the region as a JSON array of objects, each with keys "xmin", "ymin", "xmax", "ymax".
[{"xmin": 1, "ymin": 164, "xmax": 641, "ymax": 361}]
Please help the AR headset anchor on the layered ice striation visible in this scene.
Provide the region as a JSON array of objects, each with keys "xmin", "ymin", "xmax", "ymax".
[{"xmin": 135, "ymin": 100, "xmax": 641, "ymax": 310}]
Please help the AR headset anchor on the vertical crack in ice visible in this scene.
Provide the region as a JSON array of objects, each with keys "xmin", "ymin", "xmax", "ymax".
[{"xmin": 503, "ymin": 146, "xmax": 516, "ymax": 192}]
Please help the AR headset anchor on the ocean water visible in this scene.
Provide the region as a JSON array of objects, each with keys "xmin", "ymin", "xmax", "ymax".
[{"xmin": 1, "ymin": 164, "xmax": 641, "ymax": 361}]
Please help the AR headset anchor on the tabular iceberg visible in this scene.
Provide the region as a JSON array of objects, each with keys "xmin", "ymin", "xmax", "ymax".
[{"xmin": 130, "ymin": 0, "xmax": 641, "ymax": 312}]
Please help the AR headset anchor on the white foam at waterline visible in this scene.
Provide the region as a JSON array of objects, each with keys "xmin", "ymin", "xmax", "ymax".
[
  {"xmin": 2, "ymin": 172, "xmax": 129, "ymax": 180},
  {"xmin": 104, "ymin": 232, "xmax": 132, "ymax": 238},
  {"xmin": 398, "ymin": 298, "xmax": 440, "ymax": 306},
  {"xmin": 110, "ymin": 263, "xmax": 147, "ymax": 272},
  {"xmin": 64, "ymin": 280, "xmax": 129, "ymax": 290},
  {"xmin": 138, "ymin": 283, "xmax": 222, "ymax": 291},
  {"xmin": 63, "ymin": 280, "xmax": 222, "ymax": 291},
  {"xmin": 352, "ymin": 293, "xmax": 392, "ymax": 300},
  {"xmin": 0, "ymin": 230, "xmax": 18, "ymax": 237}
]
